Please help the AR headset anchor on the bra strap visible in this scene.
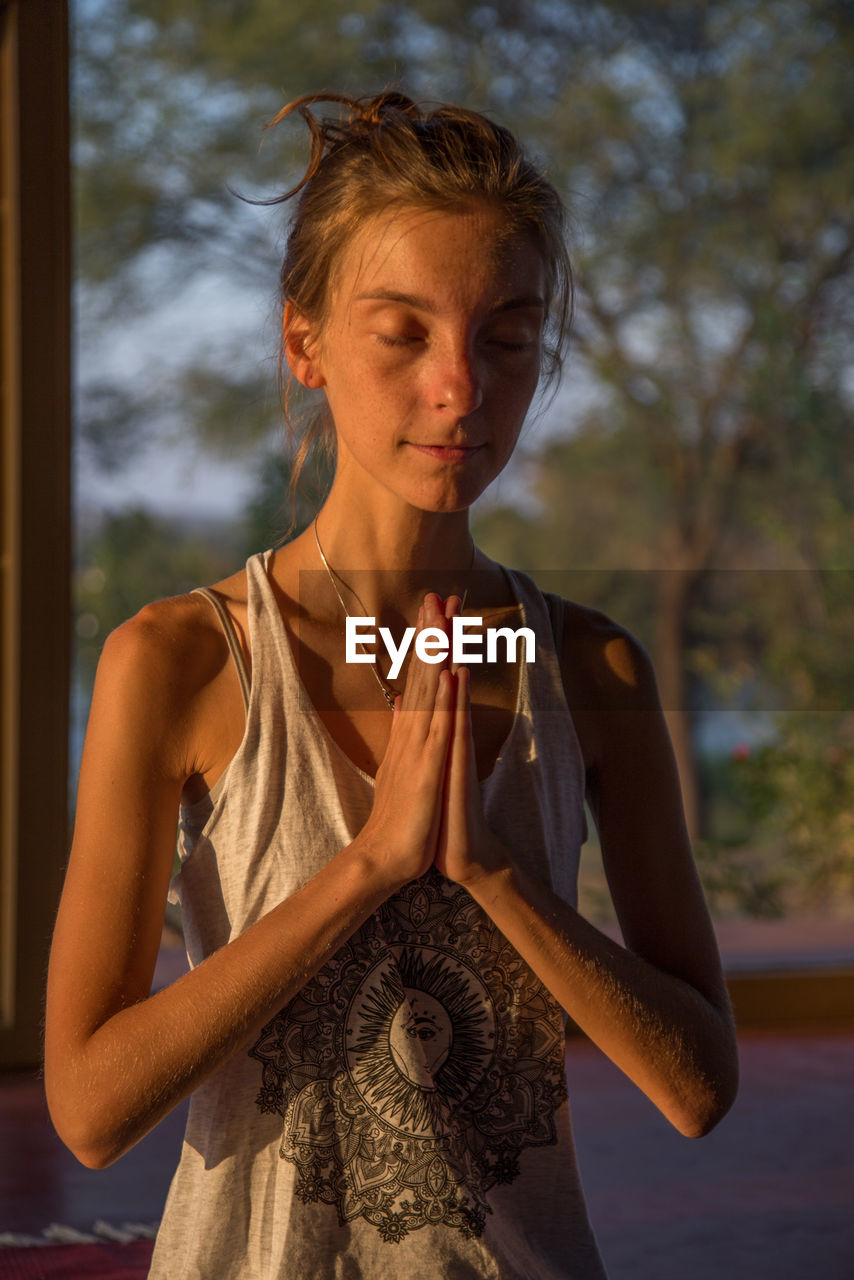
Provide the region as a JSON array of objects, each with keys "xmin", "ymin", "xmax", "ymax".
[{"xmin": 192, "ymin": 587, "xmax": 251, "ymax": 712}]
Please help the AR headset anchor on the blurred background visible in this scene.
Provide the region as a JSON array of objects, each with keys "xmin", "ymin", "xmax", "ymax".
[
  {"xmin": 2, "ymin": 4, "xmax": 852, "ymax": 1274},
  {"xmin": 71, "ymin": 0, "xmax": 854, "ymax": 937}
]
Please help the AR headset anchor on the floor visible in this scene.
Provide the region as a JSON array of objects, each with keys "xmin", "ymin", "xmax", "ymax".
[
  {"xmin": 2, "ymin": 1023, "xmax": 853, "ymax": 1278},
  {"xmin": 567, "ymin": 1027, "xmax": 854, "ymax": 1280}
]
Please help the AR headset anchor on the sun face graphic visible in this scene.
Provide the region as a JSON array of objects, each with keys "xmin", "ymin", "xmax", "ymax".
[
  {"xmin": 249, "ymin": 869, "xmax": 567, "ymax": 1242},
  {"xmin": 345, "ymin": 947, "xmax": 495, "ymax": 1137},
  {"xmin": 389, "ymin": 990, "xmax": 452, "ymax": 1083}
]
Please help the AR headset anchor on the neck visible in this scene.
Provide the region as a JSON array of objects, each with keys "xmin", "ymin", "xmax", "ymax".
[{"xmin": 309, "ymin": 484, "xmax": 476, "ymax": 623}]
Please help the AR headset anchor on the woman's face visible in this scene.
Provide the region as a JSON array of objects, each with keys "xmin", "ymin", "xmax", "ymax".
[{"xmin": 290, "ymin": 203, "xmax": 546, "ymax": 514}]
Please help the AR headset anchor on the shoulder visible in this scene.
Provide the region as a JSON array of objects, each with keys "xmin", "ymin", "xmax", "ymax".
[
  {"xmin": 490, "ymin": 563, "xmax": 658, "ymax": 709},
  {"xmin": 102, "ymin": 561, "xmax": 250, "ymax": 676},
  {"xmin": 91, "ymin": 583, "xmax": 246, "ymax": 780},
  {"xmin": 547, "ymin": 596, "xmax": 659, "ymax": 712},
  {"xmin": 101, "ymin": 592, "xmax": 229, "ymax": 691},
  {"xmin": 540, "ymin": 595, "xmax": 664, "ymax": 777}
]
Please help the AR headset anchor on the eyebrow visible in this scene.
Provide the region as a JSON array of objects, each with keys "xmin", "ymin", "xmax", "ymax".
[{"xmin": 353, "ymin": 289, "xmax": 545, "ymax": 314}]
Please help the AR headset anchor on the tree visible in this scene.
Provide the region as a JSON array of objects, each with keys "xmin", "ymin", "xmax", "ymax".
[
  {"xmin": 479, "ymin": 0, "xmax": 854, "ymax": 834},
  {"xmin": 74, "ymin": 507, "xmax": 240, "ymax": 693},
  {"xmin": 74, "ymin": 0, "xmax": 854, "ymax": 845}
]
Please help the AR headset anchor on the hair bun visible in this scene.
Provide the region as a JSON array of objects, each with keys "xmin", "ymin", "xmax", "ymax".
[
  {"xmin": 261, "ymin": 92, "xmax": 424, "ymax": 198},
  {"xmin": 353, "ymin": 91, "xmax": 420, "ymax": 126}
]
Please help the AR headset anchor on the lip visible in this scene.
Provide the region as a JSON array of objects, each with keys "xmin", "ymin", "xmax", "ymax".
[{"xmin": 407, "ymin": 443, "xmax": 486, "ymax": 462}]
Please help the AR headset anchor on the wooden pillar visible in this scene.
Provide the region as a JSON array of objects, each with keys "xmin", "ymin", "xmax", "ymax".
[{"xmin": 0, "ymin": 0, "xmax": 71, "ymax": 1067}]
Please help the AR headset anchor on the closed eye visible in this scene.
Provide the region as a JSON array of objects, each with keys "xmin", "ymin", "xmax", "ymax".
[
  {"xmin": 486, "ymin": 333, "xmax": 540, "ymax": 353},
  {"xmin": 376, "ymin": 333, "xmax": 422, "ymax": 348},
  {"xmin": 484, "ymin": 323, "xmax": 541, "ymax": 353}
]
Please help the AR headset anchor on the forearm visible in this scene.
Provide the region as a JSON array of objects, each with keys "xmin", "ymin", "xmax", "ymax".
[
  {"xmin": 466, "ymin": 848, "xmax": 738, "ymax": 1138},
  {"xmin": 47, "ymin": 837, "xmax": 395, "ymax": 1169}
]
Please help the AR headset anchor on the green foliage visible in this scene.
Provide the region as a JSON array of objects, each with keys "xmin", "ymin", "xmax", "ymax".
[
  {"xmin": 241, "ymin": 440, "xmax": 336, "ymax": 556},
  {"xmin": 738, "ymin": 714, "xmax": 854, "ymax": 903},
  {"xmin": 695, "ymin": 713, "xmax": 854, "ymax": 915},
  {"xmin": 690, "ymin": 567, "xmax": 854, "ymax": 914},
  {"xmin": 74, "ymin": 507, "xmax": 242, "ymax": 692},
  {"xmin": 73, "ymin": 0, "xmax": 854, "ymax": 913},
  {"xmin": 472, "ymin": 425, "xmax": 663, "ymax": 645},
  {"xmin": 78, "ymin": 361, "xmax": 283, "ymax": 471}
]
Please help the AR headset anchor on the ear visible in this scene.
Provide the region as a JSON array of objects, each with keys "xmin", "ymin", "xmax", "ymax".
[{"xmin": 283, "ymin": 303, "xmax": 325, "ymax": 389}]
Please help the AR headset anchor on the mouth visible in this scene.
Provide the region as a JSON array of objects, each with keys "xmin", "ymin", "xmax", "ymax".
[{"xmin": 406, "ymin": 443, "xmax": 486, "ymax": 463}]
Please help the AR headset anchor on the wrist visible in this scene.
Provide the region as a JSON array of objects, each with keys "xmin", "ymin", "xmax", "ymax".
[
  {"xmin": 346, "ymin": 829, "xmax": 417, "ymax": 898},
  {"xmin": 455, "ymin": 834, "xmax": 513, "ymax": 897}
]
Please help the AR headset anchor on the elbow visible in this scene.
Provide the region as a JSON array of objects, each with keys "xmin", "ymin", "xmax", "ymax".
[
  {"xmin": 53, "ymin": 1115, "xmax": 129, "ymax": 1171},
  {"xmin": 676, "ymin": 1102, "xmax": 731, "ymax": 1141},
  {"xmin": 674, "ymin": 1056, "xmax": 740, "ymax": 1140},
  {"xmin": 49, "ymin": 1109, "xmax": 124, "ymax": 1170},
  {"xmin": 74, "ymin": 1130, "xmax": 129, "ymax": 1171},
  {"xmin": 72, "ymin": 1142, "xmax": 122, "ymax": 1173},
  {"xmin": 674, "ymin": 1000, "xmax": 740, "ymax": 1139},
  {"xmin": 46, "ymin": 1081, "xmax": 130, "ymax": 1171}
]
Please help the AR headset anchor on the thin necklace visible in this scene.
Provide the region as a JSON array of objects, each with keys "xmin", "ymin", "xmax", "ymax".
[{"xmin": 313, "ymin": 516, "xmax": 476, "ymax": 710}]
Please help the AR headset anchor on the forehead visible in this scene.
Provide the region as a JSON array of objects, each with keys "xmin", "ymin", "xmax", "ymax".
[{"xmin": 331, "ymin": 203, "xmax": 545, "ymax": 312}]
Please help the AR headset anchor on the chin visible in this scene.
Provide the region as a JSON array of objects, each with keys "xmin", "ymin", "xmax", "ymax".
[
  {"xmin": 413, "ymin": 484, "xmax": 486, "ymax": 514},
  {"xmin": 411, "ymin": 469, "xmax": 500, "ymax": 514}
]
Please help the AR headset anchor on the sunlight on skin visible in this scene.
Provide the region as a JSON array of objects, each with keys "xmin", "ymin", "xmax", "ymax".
[{"xmin": 604, "ymin": 636, "xmax": 641, "ymax": 686}]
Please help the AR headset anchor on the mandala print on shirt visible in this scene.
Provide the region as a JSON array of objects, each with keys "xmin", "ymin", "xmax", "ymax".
[{"xmin": 249, "ymin": 868, "xmax": 567, "ymax": 1243}]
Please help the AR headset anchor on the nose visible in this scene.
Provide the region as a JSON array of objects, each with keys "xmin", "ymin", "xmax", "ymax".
[{"xmin": 431, "ymin": 340, "xmax": 484, "ymax": 418}]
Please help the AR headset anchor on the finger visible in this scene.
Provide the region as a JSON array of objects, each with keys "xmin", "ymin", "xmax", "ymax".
[
  {"xmin": 461, "ymin": 667, "xmax": 479, "ymax": 775},
  {"xmin": 454, "ymin": 666, "xmax": 472, "ymax": 750},
  {"xmin": 400, "ymin": 597, "xmax": 432, "ymax": 711},
  {"xmin": 454, "ymin": 667, "xmax": 479, "ymax": 793},
  {"xmin": 440, "ymin": 667, "xmax": 464, "ymax": 790},
  {"xmin": 400, "ymin": 594, "xmax": 448, "ymax": 715},
  {"xmin": 437, "ymin": 669, "xmax": 466, "ymax": 863},
  {"xmin": 449, "ymin": 668, "xmax": 479, "ymax": 809},
  {"xmin": 390, "ymin": 668, "xmax": 452, "ymax": 826},
  {"xmin": 458, "ymin": 665, "xmax": 471, "ymax": 719},
  {"xmin": 431, "ymin": 667, "xmax": 455, "ymax": 741},
  {"xmin": 426, "ymin": 669, "xmax": 455, "ymax": 785}
]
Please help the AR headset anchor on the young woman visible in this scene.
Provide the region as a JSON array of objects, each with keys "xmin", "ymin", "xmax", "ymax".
[{"xmin": 46, "ymin": 92, "xmax": 738, "ymax": 1278}]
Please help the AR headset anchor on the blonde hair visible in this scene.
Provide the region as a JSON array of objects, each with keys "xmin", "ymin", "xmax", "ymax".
[{"xmin": 259, "ymin": 91, "xmax": 573, "ymax": 517}]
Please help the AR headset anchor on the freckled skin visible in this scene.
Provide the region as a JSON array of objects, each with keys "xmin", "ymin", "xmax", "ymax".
[
  {"xmin": 290, "ymin": 204, "xmax": 546, "ymax": 518},
  {"xmin": 45, "ymin": 192, "xmax": 737, "ymax": 1179}
]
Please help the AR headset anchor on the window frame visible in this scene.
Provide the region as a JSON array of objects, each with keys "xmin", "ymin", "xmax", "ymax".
[{"xmin": 0, "ymin": 0, "xmax": 71, "ymax": 1068}]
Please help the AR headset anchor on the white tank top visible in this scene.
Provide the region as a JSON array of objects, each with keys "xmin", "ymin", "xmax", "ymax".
[{"xmin": 149, "ymin": 550, "xmax": 608, "ymax": 1279}]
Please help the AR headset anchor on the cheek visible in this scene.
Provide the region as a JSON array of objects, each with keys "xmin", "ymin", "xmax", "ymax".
[
  {"xmin": 328, "ymin": 362, "xmax": 418, "ymax": 439},
  {"xmin": 324, "ymin": 383, "xmax": 405, "ymax": 463},
  {"xmin": 495, "ymin": 368, "xmax": 538, "ymax": 431},
  {"xmin": 493, "ymin": 425, "xmax": 523, "ymax": 474}
]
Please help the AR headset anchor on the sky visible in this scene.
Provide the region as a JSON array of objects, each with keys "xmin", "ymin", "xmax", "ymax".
[{"xmin": 74, "ymin": 261, "xmax": 274, "ymax": 520}]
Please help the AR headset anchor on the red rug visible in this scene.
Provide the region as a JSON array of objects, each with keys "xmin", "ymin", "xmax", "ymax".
[{"xmin": 0, "ymin": 1242, "xmax": 153, "ymax": 1278}]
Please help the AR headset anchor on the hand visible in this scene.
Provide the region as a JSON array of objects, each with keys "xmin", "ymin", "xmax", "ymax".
[
  {"xmin": 354, "ymin": 593, "xmax": 455, "ymax": 890},
  {"xmin": 435, "ymin": 665, "xmax": 507, "ymax": 887}
]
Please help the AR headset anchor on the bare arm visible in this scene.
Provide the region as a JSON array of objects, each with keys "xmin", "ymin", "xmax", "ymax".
[
  {"xmin": 46, "ymin": 594, "xmax": 454, "ymax": 1169},
  {"xmin": 436, "ymin": 610, "xmax": 738, "ymax": 1138}
]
